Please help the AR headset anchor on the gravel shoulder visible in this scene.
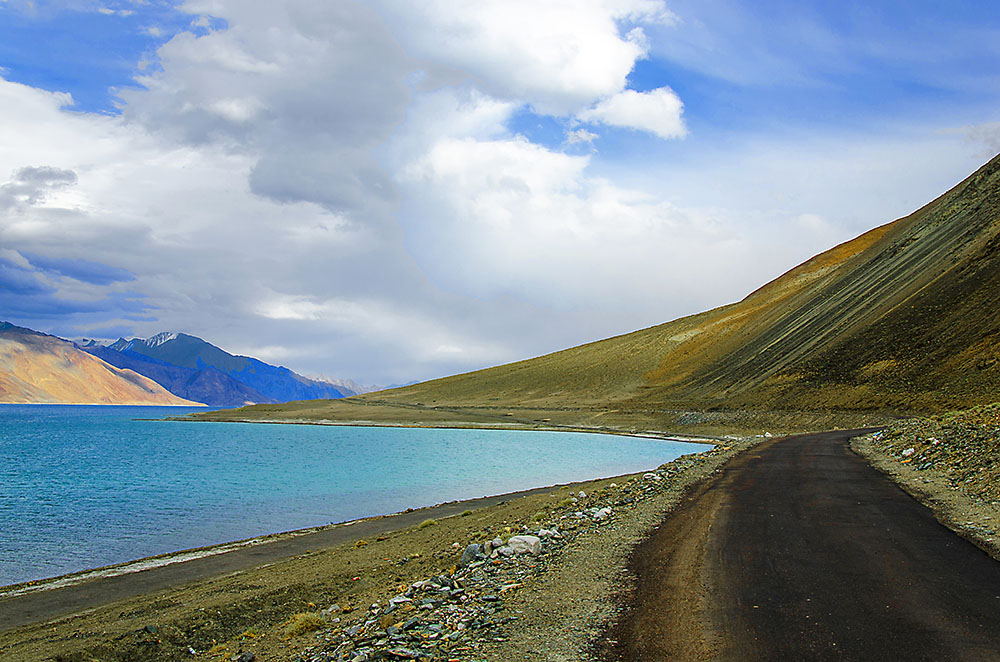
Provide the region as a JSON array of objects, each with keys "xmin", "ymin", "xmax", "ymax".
[
  {"xmin": 0, "ymin": 432, "xmax": 760, "ymax": 662},
  {"xmin": 851, "ymin": 405, "xmax": 1000, "ymax": 562}
]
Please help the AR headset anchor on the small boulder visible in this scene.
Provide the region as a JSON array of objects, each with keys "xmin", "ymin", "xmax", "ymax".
[
  {"xmin": 507, "ymin": 535, "xmax": 542, "ymax": 555},
  {"xmin": 460, "ymin": 543, "xmax": 481, "ymax": 566}
]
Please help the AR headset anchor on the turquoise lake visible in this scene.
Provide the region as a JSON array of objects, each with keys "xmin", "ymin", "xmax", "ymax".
[{"xmin": 0, "ymin": 405, "xmax": 710, "ymax": 587}]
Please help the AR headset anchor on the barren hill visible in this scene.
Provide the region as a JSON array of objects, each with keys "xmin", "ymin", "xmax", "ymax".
[
  {"xmin": 198, "ymin": 153, "xmax": 1000, "ymax": 432},
  {"xmin": 0, "ymin": 323, "xmax": 201, "ymax": 406}
]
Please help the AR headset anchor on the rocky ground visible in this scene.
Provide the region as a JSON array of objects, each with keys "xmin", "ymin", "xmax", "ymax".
[
  {"xmin": 225, "ymin": 438, "xmax": 763, "ymax": 662},
  {"xmin": 852, "ymin": 403, "xmax": 1000, "ymax": 561},
  {"xmin": 0, "ymin": 435, "xmax": 762, "ymax": 662}
]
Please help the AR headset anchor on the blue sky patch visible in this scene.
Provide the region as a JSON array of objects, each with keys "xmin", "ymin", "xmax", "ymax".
[
  {"xmin": 0, "ymin": 1, "xmax": 195, "ymax": 113},
  {"xmin": 22, "ymin": 253, "xmax": 134, "ymax": 286}
]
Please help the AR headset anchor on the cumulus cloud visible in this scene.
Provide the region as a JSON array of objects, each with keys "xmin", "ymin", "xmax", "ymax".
[
  {"xmin": 566, "ymin": 128, "xmax": 599, "ymax": 145},
  {"xmin": 122, "ymin": 2, "xmax": 411, "ymax": 220},
  {"xmin": 400, "ymin": 135, "xmax": 736, "ymax": 309},
  {"xmin": 0, "ymin": 166, "xmax": 78, "ymax": 209},
  {"xmin": 577, "ymin": 87, "xmax": 686, "ymax": 139},
  {"xmin": 373, "ymin": 0, "xmax": 671, "ymax": 115}
]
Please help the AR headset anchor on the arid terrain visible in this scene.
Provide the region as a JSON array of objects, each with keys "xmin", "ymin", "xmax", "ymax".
[{"xmin": 196, "ymin": 154, "xmax": 1000, "ymax": 429}]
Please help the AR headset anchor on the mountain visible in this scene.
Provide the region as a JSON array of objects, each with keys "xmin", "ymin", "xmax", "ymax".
[
  {"xmin": 80, "ymin": 343, "xmax": 272, "ymax": 407},
  {"xmin": 199, "ymin": 152, "xmax": 1000, "ymax": 429},
  {"xmin": 81, "ymin": 332, "xmax": 352, "ymax": 407},
  {"xmin": 0, "ymin": 323, "xmax": 201, "ymax": 406}
]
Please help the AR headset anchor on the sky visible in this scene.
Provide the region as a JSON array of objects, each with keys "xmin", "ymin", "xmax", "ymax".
[{"xmin": 1, "ymin": 0, "xmax": 999, "ymax": 386}]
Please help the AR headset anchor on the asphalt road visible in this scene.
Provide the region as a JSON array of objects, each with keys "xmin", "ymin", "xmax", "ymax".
[{"xmin": 602, "ymin": 429, "xmax": 1000, "ymax": 661}]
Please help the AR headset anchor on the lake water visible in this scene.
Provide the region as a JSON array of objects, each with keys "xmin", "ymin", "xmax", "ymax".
[{"xmin": 0, "ymin": 405, "xmax": 709, "ymax": 587}]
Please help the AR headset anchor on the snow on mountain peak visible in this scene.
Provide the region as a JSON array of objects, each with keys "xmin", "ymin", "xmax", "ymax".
[{"xmin": 146, "ymin": 332, "xmax": 179, "ymax": 347}]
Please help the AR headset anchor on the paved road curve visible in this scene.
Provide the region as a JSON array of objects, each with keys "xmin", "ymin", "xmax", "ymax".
[{"xmin": 602, "ymin": 429, "xmax": 1000, "ymax": 661}]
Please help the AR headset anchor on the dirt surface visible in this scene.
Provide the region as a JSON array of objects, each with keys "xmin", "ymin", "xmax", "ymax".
[{"xmin": 600, "ymin": 429, "xmax": 1000, "ymax": 661}]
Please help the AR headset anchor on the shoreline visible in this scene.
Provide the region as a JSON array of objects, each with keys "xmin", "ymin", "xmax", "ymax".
[
  {"xmin": 0, "ymin": 475, "xmax": 622, "ymax": 602},
  {"xmin": 0, "ymin": 431, "xmax": 761, "ymax": 661},
  {"xmin": 0, "ymin": 438, "xmax": 724, "ymax": 634},
  {"xmin": 166, "ymin": 414, "xmax": 725, "ymax": 444},
  {"xmin": 0, "ymin": 422, "xmax": 718, "ymax": 601}
]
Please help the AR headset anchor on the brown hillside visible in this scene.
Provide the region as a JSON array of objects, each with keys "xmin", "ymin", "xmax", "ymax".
[
  {"xmin": 0, "ymin": 324, "xmax": 202, "ymax": 406},
  {"xmin": 200, "ymin": 153, "xmax": 1000, "ymax": 430}
]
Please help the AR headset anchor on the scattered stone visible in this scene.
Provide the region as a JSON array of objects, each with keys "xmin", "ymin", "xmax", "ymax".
[
  {"xmin": 460, "ymin": 542, "xmax": 481, "ymax": 566},
  {"xmin": 592, "ymin": 507, "xmax": 612, "ymax": 521},
  {"xmin": 281, "ymin": 437, "xmax": 760, "ymax": 662},
  {"xmin": 507, "ymin": 535, "xmax": 542, "ymax": 555}
]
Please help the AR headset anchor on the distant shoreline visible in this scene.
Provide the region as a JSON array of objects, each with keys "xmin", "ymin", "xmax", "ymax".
[{"xmin": 168, "ymin": 414, "xmax": 723, "ymax": 445}]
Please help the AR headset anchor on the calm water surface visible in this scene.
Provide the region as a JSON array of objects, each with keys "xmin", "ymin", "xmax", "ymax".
[{"xmin": 0, "ymin": 405, "xmax": 710, "ymax": 586}]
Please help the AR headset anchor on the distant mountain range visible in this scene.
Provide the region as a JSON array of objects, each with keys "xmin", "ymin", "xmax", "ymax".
[
  {"xmin": 77, "ymin": 332, "xmax": 360, "ymax": 407},
  {"xmin": 0, "ymin": 323, "xmax": 198, "ymax": 406}
]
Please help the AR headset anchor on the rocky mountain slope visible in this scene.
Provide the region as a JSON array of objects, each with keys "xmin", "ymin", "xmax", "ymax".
[
  {"xmin": 81, "ymin": 332, "xmax": 354, "ymax": 407},
  {"xmin": 203, "ymin": 152, "xmax": 1000, "ymax": 428},
  {"xmin": 0, "ymin": 323, "xmax": 200, "ymax": 406}
]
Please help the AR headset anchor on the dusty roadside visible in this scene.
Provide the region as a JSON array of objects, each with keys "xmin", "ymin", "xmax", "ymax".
[
  {"xmin": 0, "ymin": 433, "xmax": 761, "ymax": 662},
  {"xmin": 852, "ymin": 404, "xmax": 1000, "ymax": 561}
]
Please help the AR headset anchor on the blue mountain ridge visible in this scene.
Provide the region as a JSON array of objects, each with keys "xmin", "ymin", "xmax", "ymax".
[{"xmin": 79, "ymin": 332, "xmax": 353, "ymax": 407}]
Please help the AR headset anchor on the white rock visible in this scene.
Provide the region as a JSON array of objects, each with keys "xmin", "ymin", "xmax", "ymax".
[
  {"xmin": 507, "ymin": 535, "xmax": 542, "ymax": 555},
  {"xmin": 578, "ymin": 491, "xmax": 587, "ymax": 498},
  {"xmin": 902, "ymin": 448, "xmax": 916, "ymax": 457},
  {"xmin": 592, "ymin": 507, "xmax": 612, "ymax": 521}
]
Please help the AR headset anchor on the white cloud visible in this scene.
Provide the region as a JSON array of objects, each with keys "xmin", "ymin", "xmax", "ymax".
[
  {"xmin": 566, "ymin": 128, "xmax": 599, "ymax": 145},
  {"xmin": 578, "ymin": 87, "xmax": 686, "ymax": 139},
  {"xmin": 372, "ymin": 0, "xmax": 670, "ymax": 115},
  {"xmin": 401, "ymin": 135, "xmax": 742, "ymax": 309},
  {"xmin": 955, "ymin": 121, "xmax": 1000, "ymax": 158}
]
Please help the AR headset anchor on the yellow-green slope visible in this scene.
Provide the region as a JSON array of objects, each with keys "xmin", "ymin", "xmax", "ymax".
[{"xmin": 206, "ymin": 153, "xmax": 1000, "ymax": 428}]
